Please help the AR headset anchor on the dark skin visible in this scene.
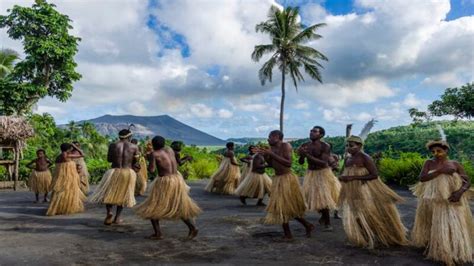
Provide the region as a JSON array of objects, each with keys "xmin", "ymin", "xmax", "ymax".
[
  {"xmin": 224, "ymin": 147, "xmax": 239, "ymax": 166},
  {"xmin": 27, "ymin": 151, "xmax": 53, "ymax": 203},
  {"xmin": 339, "ymin": 141, "xmax": 378, "ymax": 182},
  {"xmin": 147, "ymin": 146, "xmax": 198, "ymax": 240},
  {"xmin": 172, "ymin": 147, "xmax": 193, "ymax": 166},
  {"xmin": 297, "ymin": 128, "xmax": 332, "ymax": 228},
  {"xmin": 419, "ymin": 146, "xmax": 471, "ymax": 202},
  {"xmin": 104, "ymin": 137, "xmax": 139, "ymax": 225},
  {"xmin": 240, "ymin": 153, "xmax": 267, "ymax": 206},
  {"xmin": 252, "ymin": 133, "xmax": 314, "ymax": 239}
]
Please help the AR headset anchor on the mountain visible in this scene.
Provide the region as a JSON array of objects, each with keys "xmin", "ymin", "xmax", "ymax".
[{"xmin": 82, "ymin": 114, "xmax": 226, "ymax": 146}]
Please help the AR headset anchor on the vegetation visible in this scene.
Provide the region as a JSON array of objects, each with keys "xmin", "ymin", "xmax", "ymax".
[
  {"xmin": 0, "ymin": 48, "xmax": 19, "ymax": 79},
  {"xmin": 0, "ymin": 0, "xmax": 81, "ymax": 115},
  {"xmin": 252, "ymin": 5, "xmax": 328, "ymax": 133}
]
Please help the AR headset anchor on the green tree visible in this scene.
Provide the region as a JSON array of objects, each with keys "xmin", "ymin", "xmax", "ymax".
[
  {"xmin": 0, "ymin": 0, "xmax": 81, "ymax": 115},
  {"xmin": 428, "ymin": 82, "xmax": 474, "ymax": 120},
  {"xmin": 0, "ymin": 48, "xmax": 19, "ymax": 78},
  {"xmin": 252, "ymin": 6, "xmax": 328, "ymax": 133}
]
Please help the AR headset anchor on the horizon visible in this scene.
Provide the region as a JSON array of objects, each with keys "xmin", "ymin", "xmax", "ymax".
[{"xmin": 1, "ymin": 0, "xmax": 473, "ymax": 139}]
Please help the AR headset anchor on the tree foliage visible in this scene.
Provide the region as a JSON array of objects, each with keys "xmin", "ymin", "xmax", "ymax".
[
  {"xmin": 0, "ymin": 0, "xmax": 81, "ymax": 115},
  {"xmin": 428, "ymin": 82, "xmax": 474, "ymax": 120},
  {"xmin": 0, "ymin": 48, "xmax": 19, "ymax": 78},
  {"xmin": 252, "ymin": 5, "xmax": 328, "ymax": 133}
]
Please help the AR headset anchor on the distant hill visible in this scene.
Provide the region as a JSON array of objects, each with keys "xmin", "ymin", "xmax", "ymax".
[
  {"xmin": 81, "ymin": 114, "xmax": 226, "ymax": 146},
  {"xmin": 226, "ymin": 138, "xmax": 267, "ymax": 145}
]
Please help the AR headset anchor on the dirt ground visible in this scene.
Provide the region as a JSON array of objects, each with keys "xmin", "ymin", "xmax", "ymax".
[{"xmin": 0, "ymin": 179, "xmax": 471, "ymax": 265}]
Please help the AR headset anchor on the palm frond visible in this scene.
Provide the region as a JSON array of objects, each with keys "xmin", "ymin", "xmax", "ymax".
[
  {"xmin": 258, "ymin": 55, "xmax": 277, "ymax": 85},
  {"xmin": 302, "ymin": 62, "xmax": 323, "ymax": 83},
  {"xmin": 291, "ymin": 23, "xmax": 326, "ymax": 43},
  {"xmin": 251, "ymin": 44, "xmax": 276, "ymax": 62}
]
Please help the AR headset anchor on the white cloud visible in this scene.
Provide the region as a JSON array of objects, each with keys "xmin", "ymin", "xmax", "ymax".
[
  {"xmin": 218, "ymin": 109, "xmax": 233, "ymax": 118},
  {"xmin": 402, "ymin": 93, "xmax": 422, "ymax": 108},
  {"xmin": 293, "ymin": 100, "xmax": 309, "ymax": 110},
  {"xmin": 189, "ymin": 104, "xmax": 214, "ymax": 118}
]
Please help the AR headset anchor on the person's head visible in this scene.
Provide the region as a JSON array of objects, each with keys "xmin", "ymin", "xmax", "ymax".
[
  {"xmin": 36, "ymin": 149, "xmax": 46, "ymax": 158},
  {"xmin": 310, "ymin": 126, "xmax": 325, "ymax": 141},
  {"xmin": 226, "ymin": 142, "xmax": 234, "ymax": 150},
  {"xmin": 152, "ymin": 136, "xmax": 166, "ymax": 150},
  {"xmin": 268, "ymin": 130, "xmax": 283, "ymax": 146},
  {"xmin": 131, "ymin": 139, "xmax": 138, "ymax": 145},
  {"xmin": 346, "ymin": 135, "xmax": 363, "ymax": 155},
  {"xmin": 248, "ymin": 145, "xmax": 256, "ymax": 154},
  {"xmin": 171, "ymin": 141, "xmax": 183, "ymax": 152},
  {"xmin": 76, "ymin": 163, "xmax": 82, "ymax": 172},
  {"xmin": 118, "ymin": 129, "xmax": 132, "ymax": 141},
  {"xmin": 60, "ymin": 143, "xmax": 73, "ymax": 152},
  {"xmin": 72, "ymin": 141, "xmax": 81, "ymax": 147},
  {"xmin": 426, "ymin": 140, "xmax": 449, "ymax": 160}
]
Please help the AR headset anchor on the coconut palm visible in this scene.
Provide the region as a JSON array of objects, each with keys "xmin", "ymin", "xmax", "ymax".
[
  {"xmin": 252, "ymin": 6, "xmax": 328, "ymax": 133},
  {"xmin": 0, "ymin": 48, "xmax": 19, "ymax": 79}
]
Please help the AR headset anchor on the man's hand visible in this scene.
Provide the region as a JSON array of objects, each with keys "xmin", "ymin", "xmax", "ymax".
[
  {"xmin": 339, "ymin": 175, "xmax": 354, "ymax": 182},
  {"xmin": 297, "ymin": 145, "xmax": 309, "ymax": 156},
  {"xmin": 438, "ymin": 165, "xmax": 456, "ymax": 175},
  {"xmin": 448, "ymin": 190, "xmax": 463, "ymax": 202},
  {"xmin": 253, "ymin": 146, "xmax": 271, "ymax": 155}
]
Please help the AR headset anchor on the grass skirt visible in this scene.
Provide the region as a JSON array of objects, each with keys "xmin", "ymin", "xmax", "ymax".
[
  {"xmin": 205, "ymin": 157, "xmax": 241, "ymax": 195},
  {"xmin": 410, "ymin": 172, "xmax": 473, "ymax": 265},
  {"xmin": 234, "ymin": 171, "xmax": 272, "ymax": 199},
  {"xmin": 90, "ymin": 168, "xmax": 137, "ymax": 207},
  {"xmin": 46, "ymin": 161, "xmax": 85, "ymax": 216},
  {"xmin": 303, "ymin": 168, "xmax": 341, "ymax": 211},
  {"xmin": 265, "ymin": 172, "xmax": 306, "ymax": 224},
  {"xmin": 135, "ymin": 157, "xmax": 148, "ymax": 196},
  {"xmin": 29, "ymin": 170, "xmax": 52, "ymax": 194},
  {"xmin": 338, "ymin": 166, "xmax": 407, "ymax": 248},
  {"xmin": 135, "ymin": 172, "xmax": 201, "ymax": 220},
  {"xmin": 73, "ymin": 157, "xmax": 90, "ymax": 194},
  {"xmin": 240, "ymin": 160, "xmax": 252, "ymax": 182}
]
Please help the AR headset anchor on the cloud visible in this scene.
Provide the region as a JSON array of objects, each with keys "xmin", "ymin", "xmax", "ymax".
[
  {"xmin": 218, "ymin": 109, "xmax": 233, "ymax": 118},
  {"xmin": 189, "ymin": 103, "xmax": 214, "ymax": 118}
]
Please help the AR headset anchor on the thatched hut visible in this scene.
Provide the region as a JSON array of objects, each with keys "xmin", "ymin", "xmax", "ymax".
[{"xmin": 0, "ymin": 116, "xmax": 34, "ymax": 190}]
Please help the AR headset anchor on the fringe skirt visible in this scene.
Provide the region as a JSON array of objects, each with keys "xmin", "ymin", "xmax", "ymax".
[
  {"xmin": 90, "ymin": 168, "xmax": 137, "ymax": 207},
  {"xmin": 265, "ymin": 172, "xmax": 306, "ymax": 224},
  {"xmin": 303, "ymin": 168, "xmax": 341, "ymax": 211},
  {"xmin": 135, "ymin": 157, "xmax": 148, "ymax": 196},
  {"xmin": 240, "ymin": 161, "xmax": 252, "ymax": 183},
  {"xmin": 205, "ymin": 157, "xmax": 241, "ymax": 195},
  {"xmin": 135, "ymin": 172, "xmax": 201, "ymax": 220},
  {"xmin": 73, "ymin": 157, "xmax": 90, "ymax": 194},
  {"xmin": 29, "ymin": 170, "xmax": 52, "ymax": 194},
  {"xmin": 338, "ymin": 166, "xmax": 407, "ymax": 249},
  {"xmin": 46, "ymin": 161, "xmax": 85, "ymax": 216},
  {"xmin": 411, "ymin": 173, "xmax": 473, "ymax": 265},
  {"xmin": 234, "ymin": 171, "xmax": 272, "ymax": 199}
]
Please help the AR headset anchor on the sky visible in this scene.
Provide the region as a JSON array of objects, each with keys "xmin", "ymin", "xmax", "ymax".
[{"xmin": 1, "ymin": 0, "xmax": 473, "ymax": 139}]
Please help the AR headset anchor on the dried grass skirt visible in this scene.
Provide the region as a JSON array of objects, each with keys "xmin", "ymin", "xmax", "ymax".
[
  {"xmin": 90, "ymin": 168, "xmax": 137, "ymax": 207},
  {"xmin": 265, "ymin": 172, "xmax": 306, "ymax": 224},
  {"xmin": 235, "ymin": 171, "xmax": 272, "ymax": 199},
  {"xmin": 338, "ymin": 166, "xmax": 407, "ymax": 249},
  {"xmin": 46, "ymin": 161, "xmax": 85, "ymax": 216},
  {"xmin": 135, "ymin": 172, "xmax": 201, "ymax": 220},
  {"xmin": 205, "ymin": 157, "xmax": 241, "ymax": 195},
  {"xmin": 410, "ymin": 173, "xmax": 473, "ymax": 265},
  {"xmin": 135, "ymin": 157, "xmax": 148, "ymax": 196},
  {"xmin": 303, "ymin": 168, "xmax": 341, "ymax": 211},
  {"xmin": 73, "ymin": 157, "xmax": 90, "ymax": 194},
  {"xmin": 29, "ymin": 170, "xmax": 52, "ymax": 194}
]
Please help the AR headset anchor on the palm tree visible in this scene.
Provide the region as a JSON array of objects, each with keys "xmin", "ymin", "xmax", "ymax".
[
  {"xmin": 0, "ymin": 48, "xmax": 19, "ymax": 78},
  {"xmin": 252, "ymin": 6, "xmax": 328, "ymax": 133}
]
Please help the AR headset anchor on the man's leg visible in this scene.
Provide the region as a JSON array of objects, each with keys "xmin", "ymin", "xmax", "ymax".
[
  {"xmin": 148, "ymin": 219, "xmax": 162, "ymax": 239},
  {"xmin": 182, "ymin": 219, "xmax": 199, "ymax": 239},
  {"xmin": 43, "ymin": 193, "xmax": 48, "ymax": 203},
  {"xmin": 295, "ymin": 217, "xmax": 315, "ymax": 237},
  {"xmin": 320, "ymin": 209, "xmax": 333, "ymax": 231},
  {"xmin": 113, "ymin": 206, "xmax": 124, "ymax": 224},
  {"xmin": 256, "ymin": 198, "xmax": 266, "ymax": 206},
  {"xmin": 104, "ymin": 204, "xmax": 114, "ymax": 225},
  {"xmin": 34, "ymin": 193, "xmax": 39, "ymax": 203},
  {"xmin": 240, "ymin": 196, "xmax": 247, "ymax": 205},
  {"xmin": 282, "ymin": 223, "xmax": 292, "ymax": 239}
]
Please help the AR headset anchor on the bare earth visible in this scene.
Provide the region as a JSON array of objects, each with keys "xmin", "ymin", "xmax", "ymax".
[{"xmin": 0, "ymin": 179, "xmax": 471, "ymax": 265}]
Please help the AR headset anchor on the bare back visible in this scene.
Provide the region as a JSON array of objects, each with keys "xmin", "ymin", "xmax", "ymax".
[
  {"xmin": 108, "ymin": 140, "xmax": 139, "ymax": 168},
  {"xmin": 151, "ymin": 147, "xmax": 178, "ymax": 177}
]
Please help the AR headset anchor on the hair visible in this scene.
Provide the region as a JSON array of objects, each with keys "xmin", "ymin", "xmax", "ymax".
[
  {"xmin": 131, "ymin": 139, "xmax": 138, "ymax": 144},
  {"xmin": 171, "ymin": 141, "xmax": 183, "ymax": 151},
  {"xmin": 152, "ymin": 136, "xmax": 166, "ymax": 150},
  {"xmin": 226, "ymin": 142, "xmax": 234, "ymax": 149},
  {"xmin": 60, "ymin": 143, "xmax": 72, "ymax": 152},
  {"xmin": 427, "ymin": 142, "xmax": 449, "ymax": 151},
  {"xmin": 269, "ymin": 130, "xmax": 284, "ymax": 140},
  {"xmin": 36, "ymin": 149, "xmax": 45, "ymax": 155},
  {"xmin": 72, "ymin": 140, "xmax": 80, "ymax": 145},
  {"xmin": 313, "ymin": 126, "xmax": 326, "ymax": 137},
  {"xmin": 118, "ymin": 129, "xmax": 132, "ymax": 139},
  {"xmin": 248, "ymin": 145, "xmax": 256, "ymax": 152}
]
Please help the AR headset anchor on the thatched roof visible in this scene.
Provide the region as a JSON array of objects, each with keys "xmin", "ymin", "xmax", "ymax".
[{"xmin": 0, "ymin": 116, "xmax": 35, "ymax": 142}]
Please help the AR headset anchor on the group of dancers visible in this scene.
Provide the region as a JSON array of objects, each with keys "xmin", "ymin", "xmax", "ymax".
[{"xmin": 25, "ymin": 126, "xmax": 473, "ymax": 265}]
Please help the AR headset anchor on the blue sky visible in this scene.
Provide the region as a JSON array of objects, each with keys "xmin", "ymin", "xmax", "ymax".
[{"xmin": 1, "ymin": 0, "xmax": 473, "ymax": 139}]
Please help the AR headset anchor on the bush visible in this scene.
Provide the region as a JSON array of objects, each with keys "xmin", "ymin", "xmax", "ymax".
[
  {"xmin": 378, "ymin": 152, "xmax": 426, "ymax": 186},
  {"xmin": 86, "ymin": 158, "xmax": 110, "ymax": 184}
]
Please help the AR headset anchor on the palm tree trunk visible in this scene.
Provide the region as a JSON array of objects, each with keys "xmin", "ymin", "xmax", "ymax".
[{"xmin": 280, "ymin": 65, "xmax": 286, "ymax": 134}]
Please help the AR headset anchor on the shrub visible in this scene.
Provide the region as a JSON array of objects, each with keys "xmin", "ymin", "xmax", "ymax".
[
  {"xmin": 378, "ymin": 152, "xmax": 426, "ymax": 186},
  {"xmin": 86, "ymin": 158, "xmax": 110, "ymax": 184}
]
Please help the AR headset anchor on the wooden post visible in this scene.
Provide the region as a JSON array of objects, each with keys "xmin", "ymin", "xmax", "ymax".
[{"xmin": 13, "ymin": 143, "xmax": 19, "ymax": 191}]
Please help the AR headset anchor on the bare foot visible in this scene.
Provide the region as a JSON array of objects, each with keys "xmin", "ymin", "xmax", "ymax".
[
  {"xmin": 112, "ymin": 218, "xmax": 123, "ymax": 225},
  {"xmin": 239, "ymin": 196, "xmax": 247, "ymax": 205},
  {"xmin": 33, "ymin": 201, "xmax": 39, "ymax": 204},
  {"xmin": 256, "ymin": 202, "xmax": 266, "ymax": 206},
  {"xmin": 43, "ymin": 199, "xmax": 49, "ymax": 203},
  {"xmin": 104, "ymin": 214, "xmax": 114, "ymax": 225},
  {"xmin": 305, "ymin": 224, "xmax": 315, "ymax": 238},
  {"xmin": 187, "ymin": 229, "xmax": 199, "ymax": 240},
  {"xmin": 146, "ymin": 234, "xmax": 163, "ymax": 240}
]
